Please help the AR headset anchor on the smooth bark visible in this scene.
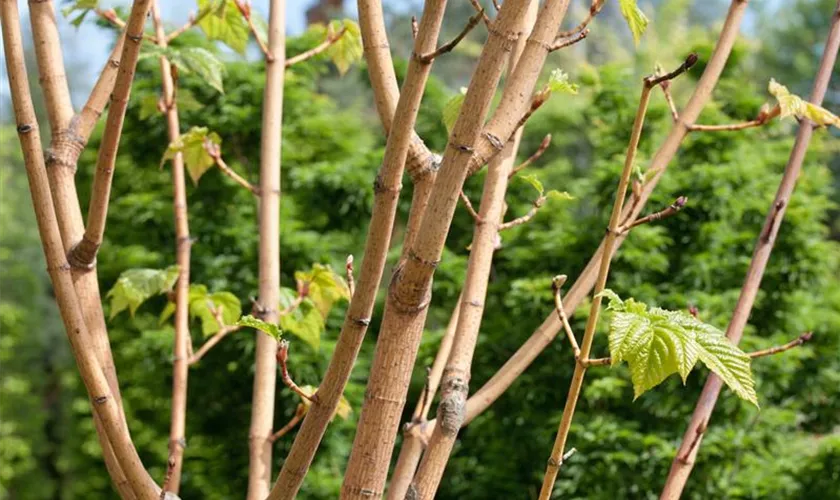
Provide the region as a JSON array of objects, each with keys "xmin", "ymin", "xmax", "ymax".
[
  {"xmin": 414, "ymin": 0, "xmax": 751, "ymax": 447},
  {"xmin": 341, "ymin": 2, "xmax": 553, "ymax": 497},
  {"xmin": 268, "ymin": 2, "xmax": 450, "ymax": 497},
  {"xmin": 150, "ymin": 1, "xmax": 191, "ymax": 493},
  {"xmin": 660, "ymin": 2, "xmax": 840, "ymax": 497},
  {"xmin": 407, "ymin": 3, "xmax": 537, "ymax": 496},
  {"xmin": 246, "ymin": 1, "xmax": 285, "ymax": 498}
]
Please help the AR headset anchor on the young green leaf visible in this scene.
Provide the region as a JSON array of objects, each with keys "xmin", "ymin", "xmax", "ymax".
[
  {"xmin": 298, "ymin": 385, "xmax": 352, "ymax": 420},
  {"xmin": 618, "ymin": 0, "xmax": 649, "ymax": 45},
  {"xmin": 186, "ymin": 287, "xmax": 242, "ymax": 336},
  {"xmin": 237, "ymin": 315, "xmax": 282, "ymax": 340},
  {"xmin": 546, "ymin": 190, "xmax": 574, "ymax": 202},
  {"xmin": 324, "ymin": 19, "xmax": 363, "ymax": 75},
  {"xmin": 295, "ymin": 264, "xmax": 350, "ymax": 317},
  {"xmin": 61, "ymin": 0, "xmax": 98, "ymax": 27},
  {"xmin": 519, "ymin": 173, "xmax": 545, "ymax": 196},
  {"xmin": 546, "ymin": 69, "xmax": 579, "ymax": 95},
  {"xmin": 279, "ymin": 297, "xmax": 324, "ymax": 351},
  {"xmin": 768, "ymin": 79, "xmax": 839, "ymax": 128},
  {"xmin": 197, "ymin": 0, "xmax": 250, "ymax": 55},
  {"xmin": 107, "ymin": 266, "xmax": 180, "ymax": 319},
  {"xmin": 600, "ymin": 291, "xmax": 758, "ymax": 406},
  {"xmin": 160, "ymin": 126, "xmax": 222, "ymax": 184},
  {"xmin": 168, "ymin": 47, "xmax": 226, "ymax": 94},
  {"xmin": 442, "ymin": 87, "xmax": 468, "ymax": 134}
]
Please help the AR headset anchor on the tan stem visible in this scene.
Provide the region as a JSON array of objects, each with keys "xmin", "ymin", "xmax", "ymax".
[
  {"xmin": 2, "ymin": 3, "xmax": 158, "ymax": 498},
  {"xmin": 558, "ymin": 0, "xmax": 604, "ymax": 38},
  {"xmin": 342, "ymin": 1, "xmax": 560, "ymax": 497},
  {"xmin": 267, "ymin": 2, "xmax": 450, "ymax": 498},
  {"xmin": 386, "ymin": 292, "xmax": 463, "ymax": 500},
  {"xmin": 408, "ymin": 4, "xmax": 536, "ymax": 496},
  {"xmin": 660, "ymin": 3, "xmax": 840, "ymax": 497},
  {"xmin": 150, "ymin": 1, "xmax": 192, "ymax": 492},
  {"xmin": 246, "ymin": 1, "xmax": 284, "ymax": 498},
  {"xmin": 26, "ymin": 0, "xmax": 154, "ymax": 496},
  {"xmin": 28, "ymin": 0, "xmax": 74, "ymax": 133},
  {"xmin": 357, "ymin": 0, "xmax": 438, "ymax": 181},
  {"xmin": 538, "ymin": 70, "xmax": 655, "ymax": 500},
  {"xmin": 70, "ymin": 0, "xmax": 152, "ymax": 268},
  {"xmin": 413, "ymin": 0, "xmax": 752, "ymax": 448}
]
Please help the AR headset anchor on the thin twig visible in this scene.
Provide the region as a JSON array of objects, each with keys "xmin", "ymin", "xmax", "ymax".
[
  {"xmin": 513, "ymin": 93, "xmax": 550, "ymax": 135},
  {"xmin": 285, "ymin": 27, "xmax": 347, "ymax": 67},
  {"xmin": 277, "ymin": 341, "xmax": 314, "ymax": 402},
  {"xmin": 552, "ymin": 276, "xmax": 580, "ymax": 357},
  {"xmin": 557, "ymin": 0, "xmax": 604, "ymax": 38},
  {"xmin": 416, "ymin": 366, "xmax": 433, "ymax": 423},
  {"xmin": 659, "ymin": 81, "xmax": 680, "ymax": 122},
  {"xmin": 580, "ymin": 356, "xmax": 611, "ymax": 367},
  {"xmin": 204, "ymin": 139, "xmax": 260, "ymax": 196},
  {"xmin": 509, "ymin": 134, "xmax": 551, "ymax": 178},
  {"xmin": 268, "ymin": 405, "xmax": 306, "ymax": 443},
  {"xmin": 160, "ymin": 455, "xmax": 176, "ymax": 500},
  {"xmin": 95, "ymin": 8, "xmax": 158, "ymax": 43},
  {"xmin": 234, "ymin": 0, "xmax": 273, "ymax": 61},
  {"xmin": 499, "ymin": 195, "xmax": 545, "ymax": 231},
  {"xmin": 345, "ymin": 255, "xmax": 355, "ymax": 298},
  {"xmin": 411, "ymin": 16, "xmax": 419, "ymax": 39},
  {"xmin": 645, "ymin": 53, "xmax": 699, "ymax": 88},
  {"xmin": 188, "ymin": 305, "xmax": 242, "ymax": 365},
  {"xmin": 550, "ymin": 28, "xmax": 589, "ymax": 52},
  {"xmin": 166, "ymin": 6, "xmax": 215, "ymax": 43},
  {"xmin": 460, "ymin": 190, "xmax": 480, "ymax": 222},
  {"xmin": 688, "ymin": 105, "xmax": 781, "ymax": 132},
  {"xmin": 418, "ymin": 9, "xmax": 483, "ymax": 62},
  {"xmin": 748, "ymin": 332, "xmax": 813, "ymax": 359},
  {"xmin": 620, "ymin": 196, "xmax": 687, "ymax": 233},
  {"xmin": 468, "ymin": 0, "xmax": 492, "ymax": 27}
]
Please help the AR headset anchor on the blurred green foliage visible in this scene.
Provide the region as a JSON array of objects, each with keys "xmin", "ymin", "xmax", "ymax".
[{"xmin": 2, "ymin": 1, "xmax": 839, "ymax": 499}]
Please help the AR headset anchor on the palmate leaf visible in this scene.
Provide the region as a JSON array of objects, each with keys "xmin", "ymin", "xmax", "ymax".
[
  {"xmin": 324, "ymin": 19, "xmax": 363, "ymax": 75},
  {"xmin": 600, "ymin": 290, "xmax": 758, "ymax": 406},
  {"xmin": 158, "ymin": 284, "xmax": 242, "ymax": 336},
  {"xmin": 168, "ymin": 47, "xmax": 226, "ymax": 94},
  {"xmin": 279, "ymin": 289, "xmax": 324, "ymax": 351},
  {"xmin": 197, "ymin": 0, "xmax": 250, "ymax": 55},
  {"xmin": 160, "ymin": 126, "xmax": 222, "ymax": 184},
  {"xmin": 768, "ymin": 79, "xmax": 840, "ymax": 128},
  {"xmin": 107, "ymin": 266, "xmax": 179, "ymax": 319},
  {"xmin": 618, "ymin": 0, "xmax": 649, "ymax": 45},
  {"xmin": 237, "ymin": 315, "xmax": 282, "ymax": 340},
  {"xmin": 294, "ymin": 264, "xmax": 350, "ymax": 317}
]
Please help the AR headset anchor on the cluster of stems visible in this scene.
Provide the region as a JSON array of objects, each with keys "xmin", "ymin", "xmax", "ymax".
[{"xmin": 3, "ymin": 0, "xmax": 837, "ymax": 498}]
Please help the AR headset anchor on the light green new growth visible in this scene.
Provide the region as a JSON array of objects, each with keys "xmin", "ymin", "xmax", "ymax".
[{"xmin": 599, "ymin": 290, "xmax": 758, "ymax": 406}]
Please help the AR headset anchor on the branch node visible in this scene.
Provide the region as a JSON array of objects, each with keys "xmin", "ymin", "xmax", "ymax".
[{"xmin": 645, "ymin": 52, "xmax": 699, "ymax": 88}]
